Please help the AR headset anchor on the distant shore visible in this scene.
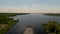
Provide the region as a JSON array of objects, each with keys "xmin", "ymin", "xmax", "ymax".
[{"xmin": 43, "ymin": 13, "xmax": 60, "ymax": 16}]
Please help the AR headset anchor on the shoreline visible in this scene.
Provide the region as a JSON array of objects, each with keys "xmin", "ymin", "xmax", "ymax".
[{"xmin": 0, "ymin": 20, "xmax": 18, "ymax": 34}]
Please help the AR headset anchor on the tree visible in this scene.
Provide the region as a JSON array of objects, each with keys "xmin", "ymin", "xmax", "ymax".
[{"xmin": 42, "ymin": 20, "xmax": 60, "ymax": 34}]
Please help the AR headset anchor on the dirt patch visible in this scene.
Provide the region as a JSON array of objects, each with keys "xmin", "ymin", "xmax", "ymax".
[{"xmin": 0, "ymin": 24, "xmax": 7, "ymax": 30}]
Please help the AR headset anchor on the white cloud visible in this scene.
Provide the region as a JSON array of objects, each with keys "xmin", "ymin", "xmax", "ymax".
[
  {"xmin": 7, "ymin": 7, "xmax": 13, "ymax": 9},
  {"xmin": 0, "ymin": 7, "xmax": 60, "ymax": 13},
  {"xmin": 46, "ymin": 4, "xmax": 51, "ymax": 7},
  {"xmin": 32, "ymin": 3, "xmax": 38, "ymax": 7},
  {"xmin": 23, "ymin": 5, "xmax": 28, "ymax": 7}
]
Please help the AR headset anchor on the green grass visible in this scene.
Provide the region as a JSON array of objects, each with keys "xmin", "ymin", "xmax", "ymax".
[
  {"xmin": 0, "ymin": 21, "xmax": 17, "ymax": 34},
  {"xmin": 0, "ymin": 13, "xmax": 19, "ymax": 34}
]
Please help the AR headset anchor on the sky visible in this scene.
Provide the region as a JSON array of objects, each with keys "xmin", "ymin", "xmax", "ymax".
[{"xmin": 0, "ymin": 0, "xmax": 60, "ymax": 13}]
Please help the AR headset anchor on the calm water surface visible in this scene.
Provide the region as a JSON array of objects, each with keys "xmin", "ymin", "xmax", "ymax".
[{"xmin": 6, "ymin": 14, "xmax": 60, "ymax": 34}]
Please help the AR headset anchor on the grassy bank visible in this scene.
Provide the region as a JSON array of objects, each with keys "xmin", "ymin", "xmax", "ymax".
[
  {"xmin": 0, "ymin": 20, "xmax": 18, "ymax": 34},
  {"xmin": 0, "ymin": 13, "xmax": 29, "ymax": 34},
  {"xmin": 0, "ymin": 13, "xmax": 18, "ymax": 34}
]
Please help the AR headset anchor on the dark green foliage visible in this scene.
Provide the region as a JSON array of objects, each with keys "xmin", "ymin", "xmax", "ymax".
[
  {"xmin": 44, "ymin": 13, "xmax": 60, "ymax": 16},
  {"xmin": 42, "ymin": 20, "xmax": 60, "ymax": 34},
  {"xmin": 0, "ymin": 13, "xmax": 16, "ymax": 24},
  {"xmin": 0, "ymin": 13, "xmax": 18, "ymax": 34}
]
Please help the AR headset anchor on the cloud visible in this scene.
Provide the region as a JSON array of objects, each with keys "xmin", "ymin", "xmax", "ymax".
[
  {"xmin": 32, "ymin": 3, "xmax": 38, "ymax": 7},
  {"xmin": 0, "ymin": 6, "xmax": 60, "ymax": 13},
  {"xmin": 32, "ymin": 4, "xmax": 38, "ymax": 7},
  {"xmin": 23, "ymin": 5, "xmax": 28, "ymax": 7},
  {"xmin": 46, "ymin": 4, "xmax": 51, "ymax": 7}
]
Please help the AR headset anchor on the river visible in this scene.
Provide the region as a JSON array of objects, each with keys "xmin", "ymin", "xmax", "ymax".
[{"xmin": 6, "ymin": 14, "xmax": 60, "ymax": 34}]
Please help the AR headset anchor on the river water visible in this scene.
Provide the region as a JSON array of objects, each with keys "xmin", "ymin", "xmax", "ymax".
[{"xmin": 6, "ymin": 14, "xmax": 60, "ymax": 34}]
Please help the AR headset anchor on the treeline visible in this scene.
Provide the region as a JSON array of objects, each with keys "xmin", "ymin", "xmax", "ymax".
[
  {"xmin": 44, "ymin": 13, "xmax": 60, "ymax": 16},
  {"xmin": 0, "ymin": 13, "xmax": 30, "ymax": 15}
]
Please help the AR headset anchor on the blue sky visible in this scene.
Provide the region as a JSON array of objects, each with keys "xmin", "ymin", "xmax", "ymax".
[{"xmin": 0, "ymin": 0, "xmax": 60, "ymax": 13}]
